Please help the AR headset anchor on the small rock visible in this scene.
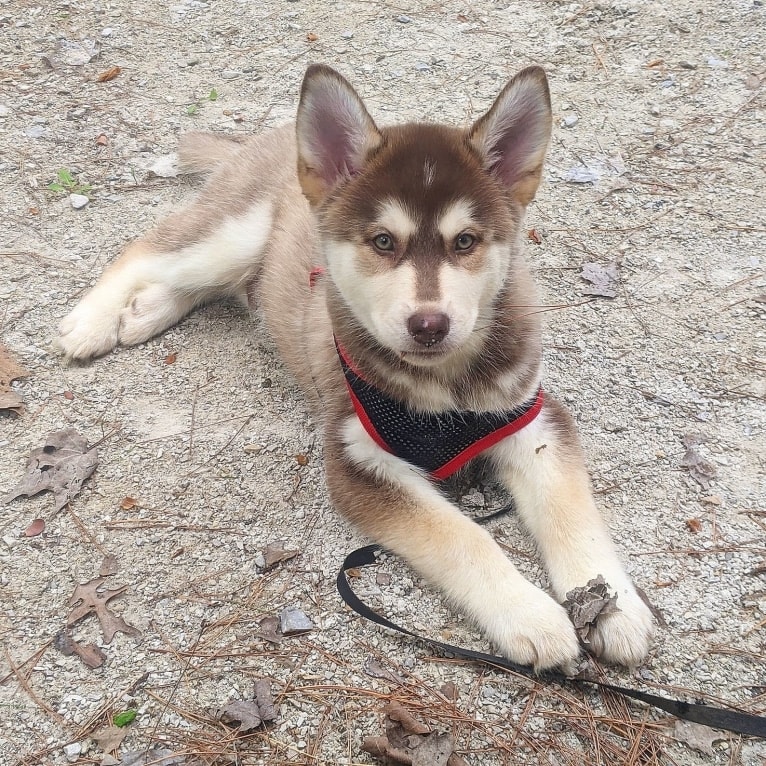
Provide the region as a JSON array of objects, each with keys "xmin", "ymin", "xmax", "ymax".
[
  {"xmin": 101, "ymin": 27, "xmax": 113, "ymax": 37},
  {"xmin": 707, "ymin": 56, "xmax": 728, "ymax": 69},
  {"xmin": 25, "ymin": 124, "xmax": 47, "ymax": 138},
  {"xmin": 0, "ymin": 104, "xmax": 10, "ymax": 117},
  {"xmin": 396, "ymin": 14, "xmax": 413, "ymax": 23},
  {"xmin": 279, "ymin": 607, "xmax": 313, "ymax": 635},
  {"xmin": 69, "ymin": 193, "xmax": 90, "ymax": 209},
  {"xmin": 340, "ymin": 30, "xmax": 354, "ymax": 39},
  {"xmin": 221, "ymin": 69, "xmax": 241, "ymax": 80},
  {"xmin": 562, "ymin": 114, "xmax": 579, "ymax": 128},
  {"xmin": 63, "ymin": 742, "xmax": 81, "ymax": 762}
]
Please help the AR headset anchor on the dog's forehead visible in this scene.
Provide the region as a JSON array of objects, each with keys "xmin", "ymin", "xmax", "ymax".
[{"xmin": 356, "ymin": 124, "xmax": 501, "ymax": 222}]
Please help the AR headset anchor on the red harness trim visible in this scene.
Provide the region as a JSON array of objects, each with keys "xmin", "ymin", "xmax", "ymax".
[{"xmin": 430, "ymin": 387, "xmax": 544, "ymax": 480}]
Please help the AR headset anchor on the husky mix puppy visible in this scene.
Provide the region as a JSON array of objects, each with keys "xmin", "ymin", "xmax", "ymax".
[{"xmin": 58, "ymin": 64, "xmax": 654, "ymax": 671}]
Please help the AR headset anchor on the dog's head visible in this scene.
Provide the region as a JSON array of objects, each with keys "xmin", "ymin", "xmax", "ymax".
[{"xmin": 296, "ymin": 64, "xmax": 551, "ymax": 368}]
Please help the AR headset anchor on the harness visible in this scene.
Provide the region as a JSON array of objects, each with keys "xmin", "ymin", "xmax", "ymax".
[
  {"xmin": 310, "ymin": 266, "xmax": 543, "ymax": 479},
  {"xmin": 336, "ymin": 342, "xmax": 544, "ymax": 481}
]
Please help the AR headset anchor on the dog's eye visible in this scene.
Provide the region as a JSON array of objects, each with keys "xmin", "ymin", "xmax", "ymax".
[
  {"xmin": 455, "ymin": 232, "xmax": 476, "ymax": 252},
  {"xmin": 372, "ymin": 233, "xmax": 395, "ymax": 252}
]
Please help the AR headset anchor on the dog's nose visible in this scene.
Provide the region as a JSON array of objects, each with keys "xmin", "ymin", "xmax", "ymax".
[{"xmin": 407, "ymin": 311, "xmax": 450, "ymax": 347}]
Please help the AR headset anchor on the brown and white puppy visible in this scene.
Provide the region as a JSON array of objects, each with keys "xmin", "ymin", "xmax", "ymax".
[{"xmin": 58, "ymin": 64, "xmax": 654, "ymax": 671}]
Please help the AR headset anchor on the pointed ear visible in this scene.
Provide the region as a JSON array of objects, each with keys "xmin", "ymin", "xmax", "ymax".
[
  {"xmin": 296, "ymin": 64, "xmax": 382, "ymax": 206},
  {"xmin": 468, "ymin": 66, "xmax": 552, "ymax": 206}
]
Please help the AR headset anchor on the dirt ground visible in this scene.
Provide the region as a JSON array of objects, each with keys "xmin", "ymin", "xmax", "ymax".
[{"xmin": 1, "ymin": 1, "xmax": 764, "ymax": 764}]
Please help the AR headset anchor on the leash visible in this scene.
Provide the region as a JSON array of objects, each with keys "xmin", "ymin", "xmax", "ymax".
[{"xmin": 337, "ymin": 543, "xmax": 766, "ymax": 739}]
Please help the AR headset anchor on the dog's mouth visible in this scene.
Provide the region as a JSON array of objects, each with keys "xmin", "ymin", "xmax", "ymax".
[{"xmin": 399, "ymin": 346, "xmax": 453, "ymax": 365}]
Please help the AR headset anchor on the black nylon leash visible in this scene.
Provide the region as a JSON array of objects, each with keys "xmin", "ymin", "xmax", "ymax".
[{"xmin": 337, "ymin": 543, "xmax": 766, "ymax": 739}]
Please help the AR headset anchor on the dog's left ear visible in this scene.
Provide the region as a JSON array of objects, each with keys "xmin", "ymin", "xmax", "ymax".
[
  {"xmin": 469, "ymin": 66, "xmax": 552, "ymax": 206},
  {"xmin": 296, "ymin": 64, "xmax": 382, "ymax": 206}
]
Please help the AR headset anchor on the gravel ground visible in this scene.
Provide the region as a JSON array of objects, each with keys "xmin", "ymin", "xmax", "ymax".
[{"xmin": 1, "ymin": 1, "xmax": 764, "ymax": 765}]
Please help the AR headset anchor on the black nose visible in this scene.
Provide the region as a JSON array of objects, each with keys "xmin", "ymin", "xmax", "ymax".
[{"xmin": 407, "ymin": 311, "xmax": 450, "ymax": 347}]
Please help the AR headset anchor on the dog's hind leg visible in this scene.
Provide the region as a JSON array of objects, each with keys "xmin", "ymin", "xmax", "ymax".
[{"xmin": 57, "ymin": 199, "xmax": 274, "ymax": 361}]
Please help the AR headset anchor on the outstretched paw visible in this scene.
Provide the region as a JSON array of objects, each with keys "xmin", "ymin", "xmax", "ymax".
[
  {"xmin": 488, "ymin": 586, "xmax": 582, "ymax": 673},
  {"xmin": 588, "ymin": 587, "xmax": 654, "ymax": 668},
  {"xmin": 57, "ymin": 296, "xmax": 123, "ymax": 361}
]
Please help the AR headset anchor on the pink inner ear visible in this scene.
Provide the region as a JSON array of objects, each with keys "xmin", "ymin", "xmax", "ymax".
[
  {"xmin": 311, "ymin": 114, "xmax": 356, "ymax": 182},
  {"xmin": 472, "ymin": 75, "xmax": 551, "ymax": 193},
  {"xmin": 486, "ymin": 105, "xmax": 549, "ymax": 187},
  {"xmin": 298, "ymin": 75, "xmax": 379, "ymax": 189}
]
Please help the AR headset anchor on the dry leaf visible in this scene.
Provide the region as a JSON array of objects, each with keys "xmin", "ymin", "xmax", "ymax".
[
  {"xmin": 295, "ymin": 453, "xmax": 308, "ymax": 466},
  {"xmin": 581, "ymin": 262, "xmax": 620, "ymax": 298},
  {"xmin": 527, "ymin": 228, "xmax": 543, "ymax": 244},
  {"xmin": 99, "ymin": 553, "xmax": 119, "ymax": 576},
  {"xmin": 62, "ymin": 390, "xmax": 75, "ymax": 400},
  {"xmin": 120, "ymin": 496, "xmax": 137, "ymax": 510},
  {"xmin": 562, "ymin": 575, "xmax": 620, "ymax": 644},
  {"xmin": 262, "ymin": 540, "xmax": 298, "ymax": 569},
  {"xmin": 24, "ymin": 518, "xmax": 45, "ymax": 537},
  {"xmin": 67, "ymin": 577, "xmax": 141, "ymax": 643},
  {"xmin": 673, "ymin": 719, "xmax": 723, "ymax": 755},
  {"xmin": 2, "ymin": 429, "xmax": 98, "ymax": 512},
  {"xmin": 0, "ymin": 343, "xmax": 29, "ymax": 414},
  {"xmin": 306, "ymin": 32, "xmax": 319, "ymax": 41},
  {"xmin": 92, "ymin": 724, "xmax": 128, "ymax": 752},
  {"xmin": 217, "ymin": 678, "xmax": 277, "ymax": 733},
  {"xmin": 255, "ymin": 615, "xmax": 282, "ymax": 644},
  {"xmin": 362, "ymin": 703, "xmax": 467, "ymax": 766},
  {"xmin": 53, "ymin": 630, "xmax": 107, "ymax": 668},
  {"xmin": 163, "ymin": 352, "xmax": 177, "ymax": 364},
  {"xmin": 97, "ymin": 65, "xmax": 121, "ymax": 82},
  {"xmin": 680, "ymin": 434, "xmax": 718, "ymax": 489},
  {"xmin": 685, "ymin": 518, "xmax": 702, "ymax": 534},
  {"xmin": 363, "ymin": 656, "xmax": 405, "ymax": 685},
  {"xmin": 96, "ymin": 133, "xmax": 108, "ymax": 146}
]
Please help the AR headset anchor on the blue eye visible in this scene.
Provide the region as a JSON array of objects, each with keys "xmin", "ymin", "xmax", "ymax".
[
  {"xmin": 372, "ymin": 233, "xmax": 395, "ymax": 252},
  {"xmin": 455, "ymin": 233, "xmax": 476, "ymax": 252}
]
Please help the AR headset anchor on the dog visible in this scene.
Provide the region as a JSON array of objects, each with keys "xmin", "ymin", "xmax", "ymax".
[{"xmin": 58, "ymin": 64, "xmax": 653, "ymax": 671}]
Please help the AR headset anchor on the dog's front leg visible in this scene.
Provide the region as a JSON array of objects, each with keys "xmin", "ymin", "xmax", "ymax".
[
  {"xmin": 328, "ymin": 416, "xmax": 582, "ymax": 672},
  {"xmin": 489, "ymin": 398, "xmax": 654, "ymax": 667}
]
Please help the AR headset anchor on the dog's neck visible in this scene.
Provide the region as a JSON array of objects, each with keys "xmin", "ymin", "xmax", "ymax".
[{"xmin": 327, "ymin": 282, "xmax": 542, "ymax": 414}]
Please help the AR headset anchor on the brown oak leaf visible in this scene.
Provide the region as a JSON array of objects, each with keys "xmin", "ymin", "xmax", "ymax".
[{"xmin": 67, "ymin": 577, "xmax": 141, "ymax": 643}]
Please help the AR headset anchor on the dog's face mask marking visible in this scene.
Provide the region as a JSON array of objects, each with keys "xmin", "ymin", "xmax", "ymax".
[{"xmin": 296, "ymin": 64, "xmax": 552, "ymax": 366}]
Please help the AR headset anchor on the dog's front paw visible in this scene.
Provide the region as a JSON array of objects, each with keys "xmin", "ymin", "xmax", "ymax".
[
  {"xmin": 588, "ymin": 587, "xmax": 654, "ymax": 668},
  {"xmin": 57, "ymin": 297, "xmax": 122, "ymax": 361},
  {"xmin": 488, "ymin": 586, "xmax": 581, "ymax": 673}
]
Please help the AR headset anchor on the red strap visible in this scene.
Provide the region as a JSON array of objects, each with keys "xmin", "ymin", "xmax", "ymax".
[{"xmin": 309, "ymin": 266, "xmax": 325, "ymax": 289}]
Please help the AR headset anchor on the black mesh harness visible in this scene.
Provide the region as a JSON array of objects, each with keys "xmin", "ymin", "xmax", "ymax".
[{"xmin": 336, "ymin": 341, "xmax": 544, "ymax": 480}]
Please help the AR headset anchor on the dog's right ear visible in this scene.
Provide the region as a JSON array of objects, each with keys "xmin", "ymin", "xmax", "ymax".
[{"xmin": 296, "ymin": 64, "xmax": 382, "ymax": 206}]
